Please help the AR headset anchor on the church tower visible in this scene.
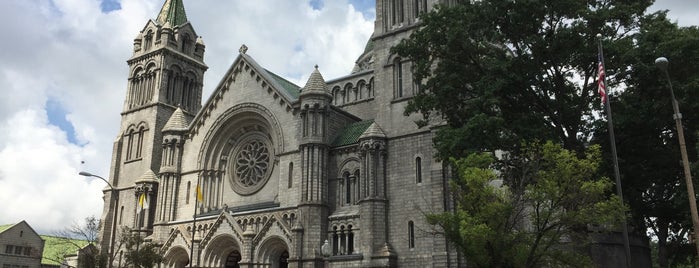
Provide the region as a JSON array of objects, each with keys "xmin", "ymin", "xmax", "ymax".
[{"xmin": 100, "ymin": 0, "xmax": 207, "ymax": 259}]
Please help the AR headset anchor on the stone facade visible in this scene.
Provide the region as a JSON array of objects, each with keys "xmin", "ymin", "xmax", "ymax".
[{"xmin": 99, "ymin": 0, "xmax": 462, "ymax": 267}]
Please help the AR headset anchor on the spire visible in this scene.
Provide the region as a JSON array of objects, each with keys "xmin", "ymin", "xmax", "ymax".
[
  {"xmin": 301, "ymin": 65, "xmax": 328, "ymax": 94},
  {"xmin": 163, "ymin": 107, "xmax": 189, "ymax": 132},
  {"xmin": 359, "ymin": 122, "xmax": 387, "ymax": 140},
  {"xmin": 156, "ymin": 0, "xmax": 188, "ymax": 27}
]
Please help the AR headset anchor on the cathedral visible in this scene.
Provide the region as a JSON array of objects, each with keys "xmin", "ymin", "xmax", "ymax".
[{"xmin": 98, "ymin": 0, "xmax": 461, "ymax": 267}]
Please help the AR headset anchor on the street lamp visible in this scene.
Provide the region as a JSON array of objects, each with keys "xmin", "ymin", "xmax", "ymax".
[
  {"xmin": 80, "ymin": 171, "xmax": 118, "ymax": 268},
  {"xmin": 321, "ymin": 239, "xmax": 331, "ymax": 268},
  {"xmin": 655, "ymin": 57, "xmax": 699, "ymax": 258}
]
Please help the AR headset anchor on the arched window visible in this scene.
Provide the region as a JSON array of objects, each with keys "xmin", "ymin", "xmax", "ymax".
[
  {"xmin": 333, "ymin": 86, "xmax": 342, "ymax": 105},
  {"xmin": 331, "ymin": 224, "xmax": 355, "ymax": 255},
  {"xmin": 186, "ymin": 181, "xmax": 191, "ymax": 204},
  {"xmin": 144, "ymin": 30, "xmax": 153, "ymax": 51},
  {"xmin": 181, "ymin": 34, "xmax": 192, "ymax": 54},
  {"xmin": 136, "ymin": 126, "xmax": 145, "ymax": 158},
  {"xmin": 344, "ymin": 83, "xmax": 353, "ymax": 103},
  {"xmin": 288, "ymin": 162, "xmax": 294, "ymax": 188},
  {"xmin": 416, "ymin": 157, "xmax": 422, "ymax": 184},
  {"xmin": 126, "ymin": 129, "xmax": 135, "ymax": 160},
  {"xmin": 408, "ymin": 221, "xmax": 415, "ymax": 248},
  {"xmin": 394, "ymin": 58, "xmax": 403, "ymax": 98}
]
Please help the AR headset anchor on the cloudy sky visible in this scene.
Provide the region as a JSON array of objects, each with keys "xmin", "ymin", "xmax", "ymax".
[{"xmin": 0, "ymin": 0, "xmax": 695, "ymax": 235}]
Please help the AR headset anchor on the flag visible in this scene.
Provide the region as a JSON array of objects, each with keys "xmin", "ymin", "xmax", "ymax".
[
  {"xmin": 597, "ymin": 53, "xmax": 607, "ymax": 104},
  {"xmin": 196, "ymin": 184, "xmax": 203, "ymax": 203},
  {"xmin": 138, "ymin": 192, "xmax": 149, "ymax": 211}
]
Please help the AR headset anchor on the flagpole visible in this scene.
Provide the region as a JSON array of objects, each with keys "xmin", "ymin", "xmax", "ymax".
[
  {"xmin": 190, "ymin": 176, "xmax": 200, "ymax": 268},
  {"xmin": 597, "ymin": 33, "xmax": 632, "ymax": 268}
]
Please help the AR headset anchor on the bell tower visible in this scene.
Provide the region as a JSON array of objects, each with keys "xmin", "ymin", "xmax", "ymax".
[{"xmin": 100, "ymin": 0, "xmax": 207, "ymax": 261}]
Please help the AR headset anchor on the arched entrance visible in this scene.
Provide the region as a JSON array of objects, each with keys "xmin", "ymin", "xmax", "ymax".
[
  {"xmin": 162, "ymin": 246, "xmax": 189, "ymax": 268},
  {"xmin": 256, "ymin": 236, "xmax": 290, "ymax": 268},
  {"xmin": 225, "ymin": 250, "xmax": 241, "ymax": 268},
  {"xmin": 201, "ymin": 234, "xmax": 242, "ymax": 268}
]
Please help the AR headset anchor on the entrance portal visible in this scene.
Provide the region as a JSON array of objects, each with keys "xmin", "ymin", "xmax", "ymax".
[
  {"xmin": 225, "ymin": 250, "xmax": 241, "ymax": 268},
  {"xmin": 279, "ymin": 250, "xmax": 289, "ymax": 268}
]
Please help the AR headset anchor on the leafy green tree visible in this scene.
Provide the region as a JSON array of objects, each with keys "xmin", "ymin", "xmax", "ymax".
[
  {"xmin": 117, "ymin": 226, "xmax": 164, "ymax": 268},
  {"xmin": 430, "ymin": 142, "xmax": 624, "ymax": 267},
  {"xmin": 606, "ymin": 11, "xmax": 699, "ymax": 267},
  {"xmin": 391, "ymin": 0, "xmax": 651, "ymax": 159}
]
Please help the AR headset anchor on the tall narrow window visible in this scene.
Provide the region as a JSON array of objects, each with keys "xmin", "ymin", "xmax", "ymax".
[
  {"xmin": 136, "ymin": 126, "xmax": 145, "ymax": 158},
  {"xmin": 413, "ymin": 0, "xmax": 420, "ymax": 18},
  {"xmin": 186, "ymin": 181, "xmax": 191, "ymax": 204},
  {"xmin": 354, "ymin": 170, "xmax": 361, "ymax": 203},
  {"xmin": 416, "ymin": 157, "xmax": 422, "ymax": 184},
  {"xmin": 344, "ymin": 172, "xmax": 351, "ymax": 205},
  {"xmin": 126, "ymin": 129, "xmax": 135, "ymax": 160},
  {"xmin": 394, "ymin": 58, "xmax": 403, "ymax": 98},
  {"xmin": 288, "ymin": 162, "xmax": 294, "ymax": 188},
  {"xmin": 408, "ymin": 221, "xmax": 415, "ymax": 248},
  {"xmin": 181, "ymin": 34, "xmax": 191, "ymax": 54},
  {"xmin": 144, "ymin": 30, "xmax": 153, "ymax": 51},
  {"xmin": 347, "ymin": 225, "xmax": 355, "ymax": 254}
]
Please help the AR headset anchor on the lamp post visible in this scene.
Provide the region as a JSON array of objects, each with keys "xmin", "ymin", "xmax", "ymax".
[
  {"xmin": 80, "ymin": 171, "xmax": 118, "ymax": 268},
  {"xmin": 655, "ymin": 57, "xmax": 699, "ymax": 258},
  {"xmin": 321, "ymin": 239, "xmax": 331, "ymax": 268}
]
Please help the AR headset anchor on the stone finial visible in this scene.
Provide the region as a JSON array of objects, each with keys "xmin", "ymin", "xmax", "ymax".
[{"xmin": 239, "ymin": 44, "xmax": 248, "ymax": 54}]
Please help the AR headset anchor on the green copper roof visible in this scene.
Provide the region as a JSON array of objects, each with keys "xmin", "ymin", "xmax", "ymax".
[
  {"xmin": 265, "ymin": 69, "xmax": 300, "ymax": 99},
  {"xmin": 156, "ymin": 0, "xmax": 188, "ymax": 27},
  {"xmin": 331, "ymin": 120, "xmax": 374, "ymax": 147},
  {"xmin": 41, "ymin": 235, "xmax": 90, "ymax": 266}
]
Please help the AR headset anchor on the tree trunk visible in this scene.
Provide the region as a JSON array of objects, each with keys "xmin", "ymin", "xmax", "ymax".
[{"xmin": 657, "ymin": 219, "xmax": 669, "ymax": 268}]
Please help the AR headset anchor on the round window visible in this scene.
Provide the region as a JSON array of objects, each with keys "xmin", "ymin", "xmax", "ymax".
[{"xmin": 228, "ymin": 132, "xmax": 274, "ymax": 195}]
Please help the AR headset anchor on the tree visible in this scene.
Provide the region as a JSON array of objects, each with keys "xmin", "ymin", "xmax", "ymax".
[
  {"xmin": 391, "ymin": 0, "xmax": 651, "ymax": 265},
  {"xmin": 47, "ymin": 216, "xmax": 107, "ymax": 268},
  {"xmin": 116, "ymin": 226, "xmax": 164, "ymax": 268},
  {"xmin": 429, "ymin": 142, "xmax": 624, "ymax": 267},
  {"xmin": 606, "ymin": 11, "xmax": 699, "ymax": 267},
  {"xmin": 391, "ymin": 0, "xmax": 651, "ymax": 159}
]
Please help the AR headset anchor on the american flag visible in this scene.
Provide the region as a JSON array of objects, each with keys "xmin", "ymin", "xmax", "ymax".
[{"xmin": 597, "ymin": 53, "xmax": 607, "ymax": 104}]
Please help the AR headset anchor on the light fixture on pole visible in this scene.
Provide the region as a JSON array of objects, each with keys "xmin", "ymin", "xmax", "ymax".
[
  {"xmin": 80, "ymin": 171, "xmax": 118, "ymax": 268},
  {"xmin": 654, "ymin": 56, "xmax": 699, "ymax": 258},
  {"xmin": 321, "ymin": 239, "xmax": 331, "ymax": 268}
]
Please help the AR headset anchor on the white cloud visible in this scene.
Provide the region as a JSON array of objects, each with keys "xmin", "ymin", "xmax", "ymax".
[
  {"xmin": 0, "ymin": 0, "xmax": 373, "ymax": 234},
  {"xmin": 0, "ymin": 109, "xmax": 103, "ymax": 233}
]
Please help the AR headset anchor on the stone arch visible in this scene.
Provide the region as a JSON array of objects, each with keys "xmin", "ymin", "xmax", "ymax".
[
  {"xmin": 332, "ymin": 86, "xmax": 342, "ymax": 105},
  {"xmin": 338, "ymin": 157, "xmax": 360, "ymax": 176},
  {"xmin": 198, "ymin": 102, "xmax": 284, "ymax": 171},
  {"xmin": 162, "ymin": 246, "xmax": 189, "ymax": 268},
  {"xmin": 201, "ymin": 234, "xmax": 242, "ymax": 268},
  {"xmin": 255, "ymin": 236, "xmax": 290, "ymax": 268}
]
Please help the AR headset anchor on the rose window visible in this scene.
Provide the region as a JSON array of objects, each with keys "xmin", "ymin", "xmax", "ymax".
[
  {"xmin": 234, "ymin": 140, "xmax": 270, "ymax": 187},
  {"xmin": 227, "ymin": 131, "xmax": 275, "ymax": 196}
]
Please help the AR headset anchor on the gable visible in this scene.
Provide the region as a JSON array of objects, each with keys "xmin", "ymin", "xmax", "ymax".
[{"xmin": 189, "ymin": 50, "xmax": 299, "ymax": 137}]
